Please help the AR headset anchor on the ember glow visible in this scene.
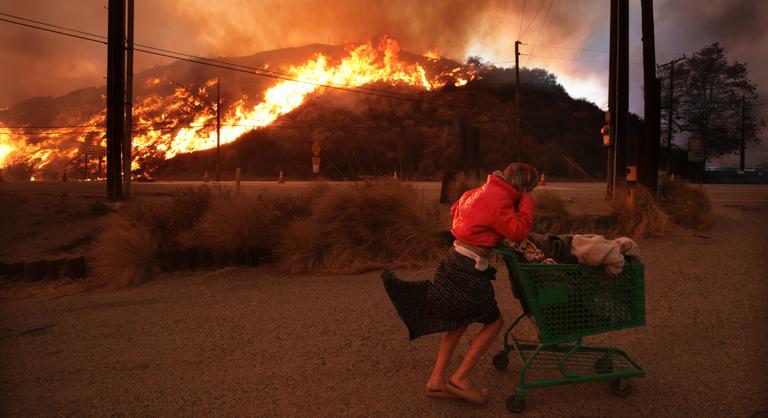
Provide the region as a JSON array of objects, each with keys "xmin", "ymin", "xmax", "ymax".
[{"xmin": 0, "ymin": 38, "xmax": 475, "ymax": 178}]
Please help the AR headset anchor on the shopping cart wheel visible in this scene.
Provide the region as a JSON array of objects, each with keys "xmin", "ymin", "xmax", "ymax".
[
  {"xmin": 609, "ymin": 379, "xmax": 632, "ymax": 397},
  {"xmin": 506, "ymin": 393, "xmax": 526, "ymax": 413},
  {"xmin": 492, "ymin": 352, "xmax": 509, "ymax": 370}
]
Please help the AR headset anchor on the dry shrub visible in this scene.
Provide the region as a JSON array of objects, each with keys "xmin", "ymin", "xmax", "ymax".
[
  {"xmin": 278, "ymin": 180, "xmax": 448, "ymax": 274},
  {"xmin": 171, "ymin": 185, "xmax": 214, "ymax": 230},
  {"xmin": 194, "ymin": 190, "xmax": 318, "ymax": 260},
  {"xmin": 121, "ymin": 185, "xmax": 214, "ymax": 247},
  {"xmin": 611, "ymin": 186, "xmax": 669, "ymax": 239},
  {"xmin": 659, "ymin": 179, "xmax": 712, "ymax": 230},
  {"xmin": 532, "ymin": 189, "xmax": 571, "ymax": 233},
  {"xmin": 89, "ymin": 186, "xmax": 216, "ymax": 288},
  {"xmin": 90, "ymin": 215, "xmax": 159, "ymax": 288}
]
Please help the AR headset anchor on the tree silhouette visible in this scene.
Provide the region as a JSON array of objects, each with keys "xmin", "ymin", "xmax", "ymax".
[{"xmin": 663, "ymin": 43, "xmax": 766, "ymax": 160}]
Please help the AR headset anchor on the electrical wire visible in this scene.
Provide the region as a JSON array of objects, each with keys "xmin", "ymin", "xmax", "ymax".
[
  {"xmin": 520, "ymin": 0, "xmax": 546, "ymax": 39},
  {"xmin": 525, "ymin": 0, "xmax": 554, "ymax": 67},
  {"xmin": 0, "ymin": 12, "xmax": 483, "ymax": 112}
]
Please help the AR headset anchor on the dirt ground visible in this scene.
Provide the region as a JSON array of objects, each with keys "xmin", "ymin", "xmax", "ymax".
[{"xmin": 1, "ymin": 185, "xmax": 767, "ymax": 416}]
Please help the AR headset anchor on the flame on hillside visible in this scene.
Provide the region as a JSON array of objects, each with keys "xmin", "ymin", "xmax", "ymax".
[{"xmin": 0, "ymin": 38, "xmax": 475, "ymax": 179}]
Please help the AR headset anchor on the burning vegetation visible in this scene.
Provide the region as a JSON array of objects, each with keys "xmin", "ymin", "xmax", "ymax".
[{"xmin": 0, "ymin": 38, "xmax": 476, "ymax": 180}]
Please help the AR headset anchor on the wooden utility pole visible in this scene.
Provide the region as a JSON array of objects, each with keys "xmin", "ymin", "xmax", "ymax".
[
  {"xmin": 740, "ymin": 95, "xmax": 746, "ymax": 172},
  {"xmin": 123, "ymin": 0, "xmax": 134, "ymax": 197},
  {"xmin": 606, "ymin": 0, "xmax": 617, "ymax": 199},
  {"xmin": 615, "ymin": 0, "xmax": 629, "ymax": 194},
  {"xmin": 658, "ymin": 56, "xmax": 686, "ymax": 173},
  {"xmin": 216, "ymin": 78, "xmax": 221, "ymax": 182},
  {"xmin": 607, "ymin": 0, "xmax": 628, "ymax": 199},
  {"xmin": 515, "ymin": 40, "xmax": 522, "ymax": 161},
  {"xmin": 640, "ymin": 0, "xmax": 660, "ymax": 193},
  {"xmin": 106, "ymin": 0, "xmax": 125, "ymax": 200}
]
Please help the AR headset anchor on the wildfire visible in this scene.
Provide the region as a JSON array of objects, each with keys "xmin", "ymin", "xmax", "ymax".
[
  {"xmin": 423, "ymin": 48, "xmax": 441, "ymax": 60},
  {"xmin": 1, "ymin": 38, "xmax": 476, "ymax": 179}
]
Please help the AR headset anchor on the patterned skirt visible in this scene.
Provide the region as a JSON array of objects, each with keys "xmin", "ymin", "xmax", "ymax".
[{"xmin": 382, "ymin": 249, "xmax": 500, "ymax": 340}]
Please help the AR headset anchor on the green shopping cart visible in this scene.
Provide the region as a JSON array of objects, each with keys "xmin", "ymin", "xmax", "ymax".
[{"xmin": 492, "ymin": 245, "xmax": 646, "ymax": 413}]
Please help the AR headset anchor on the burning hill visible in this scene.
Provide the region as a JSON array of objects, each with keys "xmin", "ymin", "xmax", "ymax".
[{"xmin": 0, "ymin": 38, "xmax": 475, "ymax": 180}]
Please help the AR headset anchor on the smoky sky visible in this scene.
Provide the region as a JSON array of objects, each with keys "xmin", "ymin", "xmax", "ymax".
[{"xmin": 1, "ymin": 0, "xmax": 767, "ymax": 115}]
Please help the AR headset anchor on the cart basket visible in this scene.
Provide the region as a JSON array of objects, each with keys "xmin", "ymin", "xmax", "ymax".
[{"xmin": 495, "ymin": 246, "xmax": 646, "ymax": 345}]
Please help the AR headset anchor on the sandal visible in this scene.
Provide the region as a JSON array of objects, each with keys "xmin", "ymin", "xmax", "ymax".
[
  {"xmin": 445, "ymin": 380, "xmax": 489, "ymax": 405},
  {"xmin": 425, "ymin": 387, "xmax": 461, "ymax": 400}
]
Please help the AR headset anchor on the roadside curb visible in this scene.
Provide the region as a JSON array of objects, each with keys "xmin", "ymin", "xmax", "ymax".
[{"xmin": 0, "ymin": 256, "xmax": 88, "ymax": 282}]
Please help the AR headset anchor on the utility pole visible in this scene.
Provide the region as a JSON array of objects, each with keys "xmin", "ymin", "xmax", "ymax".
[
  {"xmin": 658, "ymin": 55, "xmax": 686, "ymax": 173},
  {"xmin": 739, "ymin": 95, "xmax": 746, "ymax": 173},
  {"xmin": 640, "ymin": 0, "xmax": 660, "ymax": 194},
  {"xmin": 606, "ymin": 0, "xmax": 617, "ymax": 199},
  {"xmin": 514, "ymin": 40, "xmax": 522, "ymax": 161},
  {"xmin": 123, "ymin": 0, "xmax": 134, "ymax": 197},
  {"xmin": 607, "ymin": 0, "xmax": 628, "ymax": 199},
  {"xmin": 615, "ymin": 0, "xmax": 629, "ymax": 195},
  {"xmin": 216, "ymin": 78, "xmax": 221, "ymax": 182},
  {"xmin": 106, "ymin": 0, "xmax": 125, "ymax": 200}
]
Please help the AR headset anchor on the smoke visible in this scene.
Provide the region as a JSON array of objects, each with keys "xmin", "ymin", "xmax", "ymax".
[{"xmin": 1, "ymin": 0, "xmax": 766, "ymax": 113}]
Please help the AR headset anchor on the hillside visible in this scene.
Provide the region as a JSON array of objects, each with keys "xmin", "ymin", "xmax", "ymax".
[
  {"xmin": 0, "ymin": 41, "xmax": 642, "ymax": 181},
  {"xmin": 158, "ymin": 66, "xmax": 640, "ymax": 180}
]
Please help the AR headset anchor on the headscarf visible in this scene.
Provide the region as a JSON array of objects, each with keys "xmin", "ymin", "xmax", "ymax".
[{"xmin": 493, "ymin": 162, "xmax": 539, "ymax": 194}]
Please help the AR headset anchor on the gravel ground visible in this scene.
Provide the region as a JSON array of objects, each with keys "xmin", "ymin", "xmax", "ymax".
[{"xmin": 1, "ymin": 200, "xmax": 767, "ymax": 417}]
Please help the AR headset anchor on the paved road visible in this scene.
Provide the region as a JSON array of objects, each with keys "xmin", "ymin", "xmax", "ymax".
[{"xmin": 0, "ymin": 187, "xmax": 767, "ymax": 416}]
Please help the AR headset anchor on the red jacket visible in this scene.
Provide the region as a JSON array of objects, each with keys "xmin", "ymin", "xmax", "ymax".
[{"xmin": 450, "ymin": 175, "xmax": 535, "ymax": 247}]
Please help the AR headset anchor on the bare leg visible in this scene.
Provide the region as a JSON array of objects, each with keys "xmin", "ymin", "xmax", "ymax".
[
  {"xmin": 450, "ymin": 317, "xmax": 504, "ymax": 389},
  {"xmin": 426, "ymin": 325, "xmax": 468, "ymax": 391}
]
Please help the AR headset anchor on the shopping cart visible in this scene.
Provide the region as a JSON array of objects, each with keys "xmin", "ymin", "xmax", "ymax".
[{"xmin": 492, "ymin": 245, "xmax": 646, "ymax": 413}]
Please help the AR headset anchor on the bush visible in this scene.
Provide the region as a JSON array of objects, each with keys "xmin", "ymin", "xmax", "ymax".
[
  {"xmin": 90, "ymin": 215, "xmax": 159, "ymax": 288},
  {"xmin": 611, "ymin": 186, "xmax": 669, "ymax": 239},
  {"xmin": 193, "ymin": 191, "xmax": 315, "ymax": 261},
  {"xmin": 278, "ymin": 180, "xmax": 448, "ymax": 274},
  {"xmin": 659, "ymin": 179, "xmax": 712, "ymax": 229},
  {"xmin": 121, "ymin": 185, "xmax": 215, "ymax": 248},
  {"xmin": 532, "ymin": 189, "xmax": 571, "ymax": 234}
]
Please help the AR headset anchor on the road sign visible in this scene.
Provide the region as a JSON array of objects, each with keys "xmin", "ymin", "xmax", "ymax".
[
  {"xmin": 311, "ymin": 142, "xmax": 322, "ymax": 156},
  {"xmin": 80, "ymin": 143, "xmax": 106, "ymax": 157},
  {"xmin": 312, "ymin": 157, "xmax": 321, "ymax": 174}
]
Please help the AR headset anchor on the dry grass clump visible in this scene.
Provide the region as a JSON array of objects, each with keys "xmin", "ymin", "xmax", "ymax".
[
  {"xmin": 90, "ymin": 186, "xmax": 216, "ymax": 288},
  {"xmin": 120, "ymin": 185, "xmax": 215, "ymax": 247},
  {"xmin": 90, "ymin": 215, "xmax": 159, "ymax": 288},
  {"xmin": 611, "ymin": 186, "xmax": 669, "ymax": 239},
  {"xmin": 193, "ymin": 191, "xmax": 315, "ymax": 261},
  {"xmin": 659, "ymin": 179, "xmax": 712, "ymax": 230},
  {"xmin": 278, "ymin": 180, "xmax": 448, "ymax": 274},
  {"xmin": 532, "ymin": 189, "xmax": 571, "ymax": 234}
]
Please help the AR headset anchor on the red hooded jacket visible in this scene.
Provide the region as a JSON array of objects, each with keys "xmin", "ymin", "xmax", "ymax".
[{"xmin": 450, "ymin": 175, "xmax": 535, "ymax": 247}]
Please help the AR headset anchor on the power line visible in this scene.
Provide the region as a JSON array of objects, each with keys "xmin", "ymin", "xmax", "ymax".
[
  {"xmin": 520, "ymin": 0, "xmax": 546, "ymax": 38},
  {"xmin": 0, "ymin": 12, "xmax": 486, "ymax": 113},
  {"xmin": 518, "ymin": 0, "xmax": 527, "ymax": 39},
  {"xmin": 494, "ymin": 54, "xmax": 643, "ymax": 65},
  {"xmin": 0, "ymin": 11, "xmax": 395, "ymax": 97},
  {"xmin": 0, "ymin": 16, "xmax": 105, "ymax": 44},
  {"xmin": 525, "ymin": 0, "xmax": 554, "ymax": 67}
]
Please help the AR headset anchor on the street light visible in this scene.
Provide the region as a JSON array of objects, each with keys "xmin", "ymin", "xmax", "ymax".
[{"xmin": 169, "ymin": 78, "xmax": 221, "ymax": 181}]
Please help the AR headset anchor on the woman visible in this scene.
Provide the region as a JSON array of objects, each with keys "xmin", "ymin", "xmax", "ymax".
[{"xmin": 382, "ymin": 162, "xmax": 538, "ymax": 405}]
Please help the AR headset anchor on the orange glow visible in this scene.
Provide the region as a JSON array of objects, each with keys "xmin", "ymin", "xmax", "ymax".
[
  {"xmin": 4, "ymin": 38, "xmax": 477, "ymax": 178},
  {"xmin": 423, "ymin": 48, "xmax": 440, "ymax": 60}
]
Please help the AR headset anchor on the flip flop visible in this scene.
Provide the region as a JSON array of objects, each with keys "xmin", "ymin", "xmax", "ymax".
[
  {"xmin": 425, "ymin": 387, "xmax": 462, "ymax": 400},
  {"xmin": 445, "ymin": 380, "xmax": 489, "ymax": 405}
]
